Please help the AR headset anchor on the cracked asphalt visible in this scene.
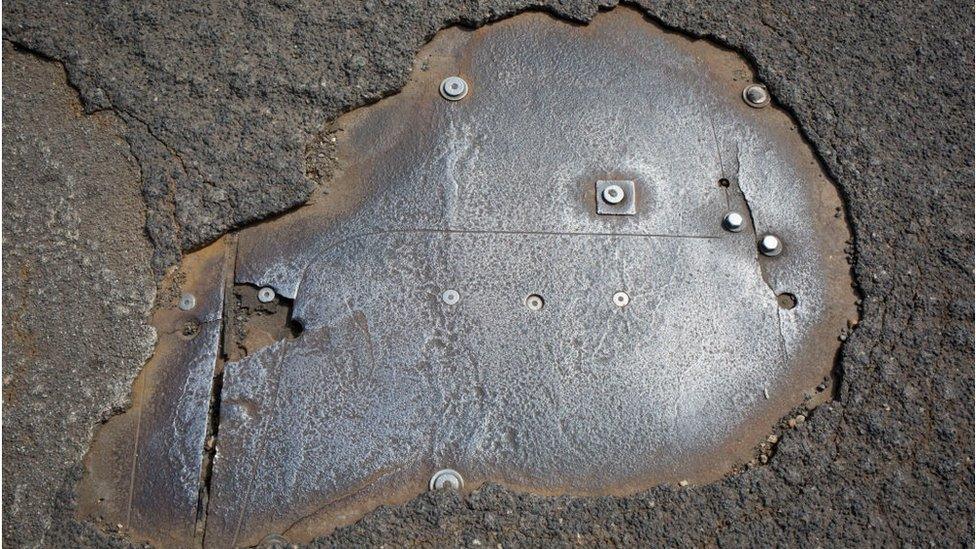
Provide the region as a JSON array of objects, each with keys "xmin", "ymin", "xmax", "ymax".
[{"xmin": 2, "ymin": 0, "xmax": 974, "ymax": 547}]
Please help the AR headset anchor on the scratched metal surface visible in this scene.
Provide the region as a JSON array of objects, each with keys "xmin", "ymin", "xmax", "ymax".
[
  {"xmin": 78, "ymin": 240, "xmax": 229, "ymax": 548},
  {"xmin": 209, "ymin": 10, "xmax": 854, "ymax": 546}
]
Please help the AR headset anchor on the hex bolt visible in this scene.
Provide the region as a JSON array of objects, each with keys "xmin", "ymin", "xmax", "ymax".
[
  {"xmin": 439, "ymin": 76, "xmax": 469, "ymax": 101},
  {"xmin": 759, "ymin": 234, "xmax": 783, "ymax": 256},
  {"xmin": 722, "ymin": 212, "xmax": 745, "ymax": 233},
  {"xmin": 613, "ymin": 291, "xmax": 630, "ymax": 307},
  {"xmin": 742, "ymin": 84, "xmax": 770, "ymax": 108},
  {"xmin": 257, "ymin": 287, "xmax": 276, "ymax": 303},
  {"xmin": 602, "ymin": 184, "xmax": 625, "ymax": 205},
  {"xmin": 441, "ymin": 289, "xmax": 460, "ymax": 305},
  {"xmin": 525, "ymin": 294, "xmax": 545, "ymax": 311},
  {"xmin": 429, "ymin": 469, "xmax": 464, "ymax": 491},
  {"xmin": 178, "ymin": 293, "xmax": 196, "ymax": 311}
]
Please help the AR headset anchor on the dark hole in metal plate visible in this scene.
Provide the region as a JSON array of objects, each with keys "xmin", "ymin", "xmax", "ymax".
[{"xmin": 78, "ymin": 7, "xmax": 857, "ymax": 547}]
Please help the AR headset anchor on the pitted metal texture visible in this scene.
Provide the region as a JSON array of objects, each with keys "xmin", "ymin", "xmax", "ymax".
[
  {"xmin": 79, "ymin": 8, "xmax": 856, "ymax": 547},
  {"xmin": 209, "ymin": 9, "xmax": 855, "ymax": 545}
]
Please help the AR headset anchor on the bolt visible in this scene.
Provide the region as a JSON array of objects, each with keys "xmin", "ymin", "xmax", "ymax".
[
  {"xmin": 257, "ymin": 534, "xmax": 291, "ymax": 548},
  {"xmin": 429, "ymin": 469, "xmax": 464, "ymax": 491},
  {"xmin": 439, "ymin": 76, "xmax": 468, "ymax": 101},
  {"xmin": 759, "ymin": 234, "xmax": 783, "ymax": 256},
  {"xmin": 602, "ymin": 184, "xmax": 625, "ymax": 205},
  {"xmin": 178, "ymin": 293, "xmax": 196, "ymax": 311},
  {"xmin": 525, "ymin": 294, "xmax": 545, "ymax": 311},
  {"xmin": 441, "ymin": 289, "xmax": 460, "ymax": 305},
  {"xmin": 743, "ymin": 84, "xmax": 770, "ymax": 108},
  {"xmin": 257, "ymin": 287, "xmax": 276, "ymax": 303},
  {"xmin": 613, "ymin": 291, "xmax": 630, "ymax": 307},
  {"xmin": 722, "ymin": 212, "xmax": 745, "ymax": 233}
]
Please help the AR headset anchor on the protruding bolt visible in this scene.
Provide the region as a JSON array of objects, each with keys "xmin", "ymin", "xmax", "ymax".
[
  {"xmin": 723, "ymin": 212, "xmax": 745, "ymax": 232},
  {"xmin": 257, "ymin": 287, "xmax": 276, "ymax": 303},
  {"xmin": 743, "ymin": 84, "xmax": 770, "ymax": 108},
  {"xmin": 613, "ymin": 291, "xmax": 630, "ymax": 307},
  {"xmin": 441, "ymin": 289, "xmax": 460, "ymax": 305},
  {"xmin": 602, "ymin": 184, "xmax": 625, "ymax": 205},
  {"xmin": 179, "ymin": 293, "xmax": 196, "ymax": 311},
  {"xmin": 439, "ymin": 76, "xmax": 469, "ymax": 101},
  {"xmin": 429, "ymin": 469, "xmax": 463, "ymax": 491},
  {"xmin": 525, "ymin": 294, "xmax": 545, "ymax": 311},
  {"xmin": 759, "ymin": 234, "xmax": 783, "ymax": 256}
]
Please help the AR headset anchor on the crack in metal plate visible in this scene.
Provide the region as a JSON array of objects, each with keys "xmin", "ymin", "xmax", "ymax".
[
  {"xmin": 78, "ymin": 8, "xmax": 856, "ymax": 547},
  {"xmin": 78, "ymin": 239, "xmax": 231, "ymax": 547}
]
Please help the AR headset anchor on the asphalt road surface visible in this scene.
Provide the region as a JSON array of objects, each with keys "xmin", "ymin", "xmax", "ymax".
[{"xmin": 2, "ymin": 0, "xmax": 974, "ymax": 547}]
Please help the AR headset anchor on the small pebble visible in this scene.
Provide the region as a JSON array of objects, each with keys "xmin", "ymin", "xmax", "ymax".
[{"xmin": 679, "ymin": 480, "xmax": 689, "ymax": 487}]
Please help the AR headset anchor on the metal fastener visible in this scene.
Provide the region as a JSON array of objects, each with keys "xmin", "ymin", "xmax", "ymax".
[
  {"xmin": 257, "ymin": 534, "xmax": 291, "ymax": 548},
  {"xmin": 525, "ymin": 294, "xmax": 545, "ymax": 311},
  {"xmin": 257, "ymin": 287, "xmax": 276, "ymax": 303},
  {"xmin": 441, "ymin": 289, "xmax": 460, "ymax": 305},
  {"xmin": 722, "ymin": 212, "xmax": 744, "ymax": 233},
  {"xmin": 613, "ymin": 291, "xmax": 630, "ymax": 307},
  {"xmin": 178, "ymin": 293, "xmax": 196, "ymax": 311},
  {"xmin": 439, "ymin": 76, "xmax": 468, "ymax": 101},
  {"xmin": 602, "ymin": 184, "xmax": 625, "ymax": 205},
  {"xmin": 595, "ymin": 180, "xmax": 636, "ymax": 215},
  {"xmin": 759, "ymin": 234, "xmax": 783, "ymax": 256},
  {"xmin": 742, "ymin": 84, "xmax": 770, "ymax": 108},
  {"xmin": 429, "ymin": 469, "xmax": 464, "ymax": 491}
]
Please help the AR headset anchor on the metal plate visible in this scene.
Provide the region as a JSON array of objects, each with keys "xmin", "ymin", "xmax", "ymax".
[
  {"xmin": 209, "ymin": 9, "xmax": 856, "ymax": 545},
  {"xmin": 80, "ymin": 7, "xmax": 856, "ymax": 547},
  {"xmin": 78, "ymin": 239, "xmax": 230, "ymax": 547}
]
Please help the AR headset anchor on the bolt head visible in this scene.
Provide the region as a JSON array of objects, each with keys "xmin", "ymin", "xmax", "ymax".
[
  {"xmin": 743, "ymin": 84, "xmax": 770, "ymax": 108},
  {"xmin": 525, "ymin": 294, "xmax": 545, "ymax": 311},
  {"xmin": 613, "ymin": 291, "xmax": 630, "ymax": 307},
  {"xmin": 723, "ymin": 212, "xmax": 744, "ymax": 232},
  {"xmin": 257, "ymin": 287, "xmax": 276, "ymax": 303},
  {"xmin": 439, "ymin": 76, "xmax": 469, "ymax": 101},
  {"xmin": 759, "ymin": 234, "xmax": 783, "ymax": 256},
  {"xmin": 429, "ymin": 469, "xmax": 463, "ymax": 491},
  {"xmin": 602, "ymin": 184, "xmax": 625, "ymax": 205},
  {"xmin": 178, "ymin": 293, "xmax": 196, "ymax": 311},
  {"xmin": 441, "ymin": 289, "xmax": 460, "ymax": 305}
]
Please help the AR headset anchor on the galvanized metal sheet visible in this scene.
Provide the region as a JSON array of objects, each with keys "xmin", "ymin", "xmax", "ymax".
[{"xmin": 205, "ymin": 8, "xmax": 855, "ymax": 546}]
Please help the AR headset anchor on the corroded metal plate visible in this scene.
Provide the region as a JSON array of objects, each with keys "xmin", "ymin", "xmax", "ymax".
[
  {"xmin": 79, "ymin": 8, "xmax": 856, "ymax": 548},
  {"xmin": 78, "ymin": 239, "xmax": 231, "ymax": 547},
  {"xmin": 210, "ymin": 9, "xmax": 855, "ymax": 546}
]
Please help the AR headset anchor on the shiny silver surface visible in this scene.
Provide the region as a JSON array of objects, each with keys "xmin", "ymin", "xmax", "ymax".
[
  {"xmin": 208, "ymin": 10, "xmax": 855, "ymax": 546},
  {"xmin": 77, "ymin": 9, "xmax": 856, "ymax": 547}
]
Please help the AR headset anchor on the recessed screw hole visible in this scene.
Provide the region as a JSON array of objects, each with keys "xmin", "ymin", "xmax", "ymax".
[
  {"xmin": 777, "ymin": 293, "xmax": 797, "ymax": 310},
  {"xmin": 180, "ymin": 320, "xmax": 201, "ymax": 340}
]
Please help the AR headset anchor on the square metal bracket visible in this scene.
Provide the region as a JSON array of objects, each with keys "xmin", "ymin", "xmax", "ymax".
[{"xmin": 596, "ymin": 180, "xmax": 636, "ymax": 216}]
